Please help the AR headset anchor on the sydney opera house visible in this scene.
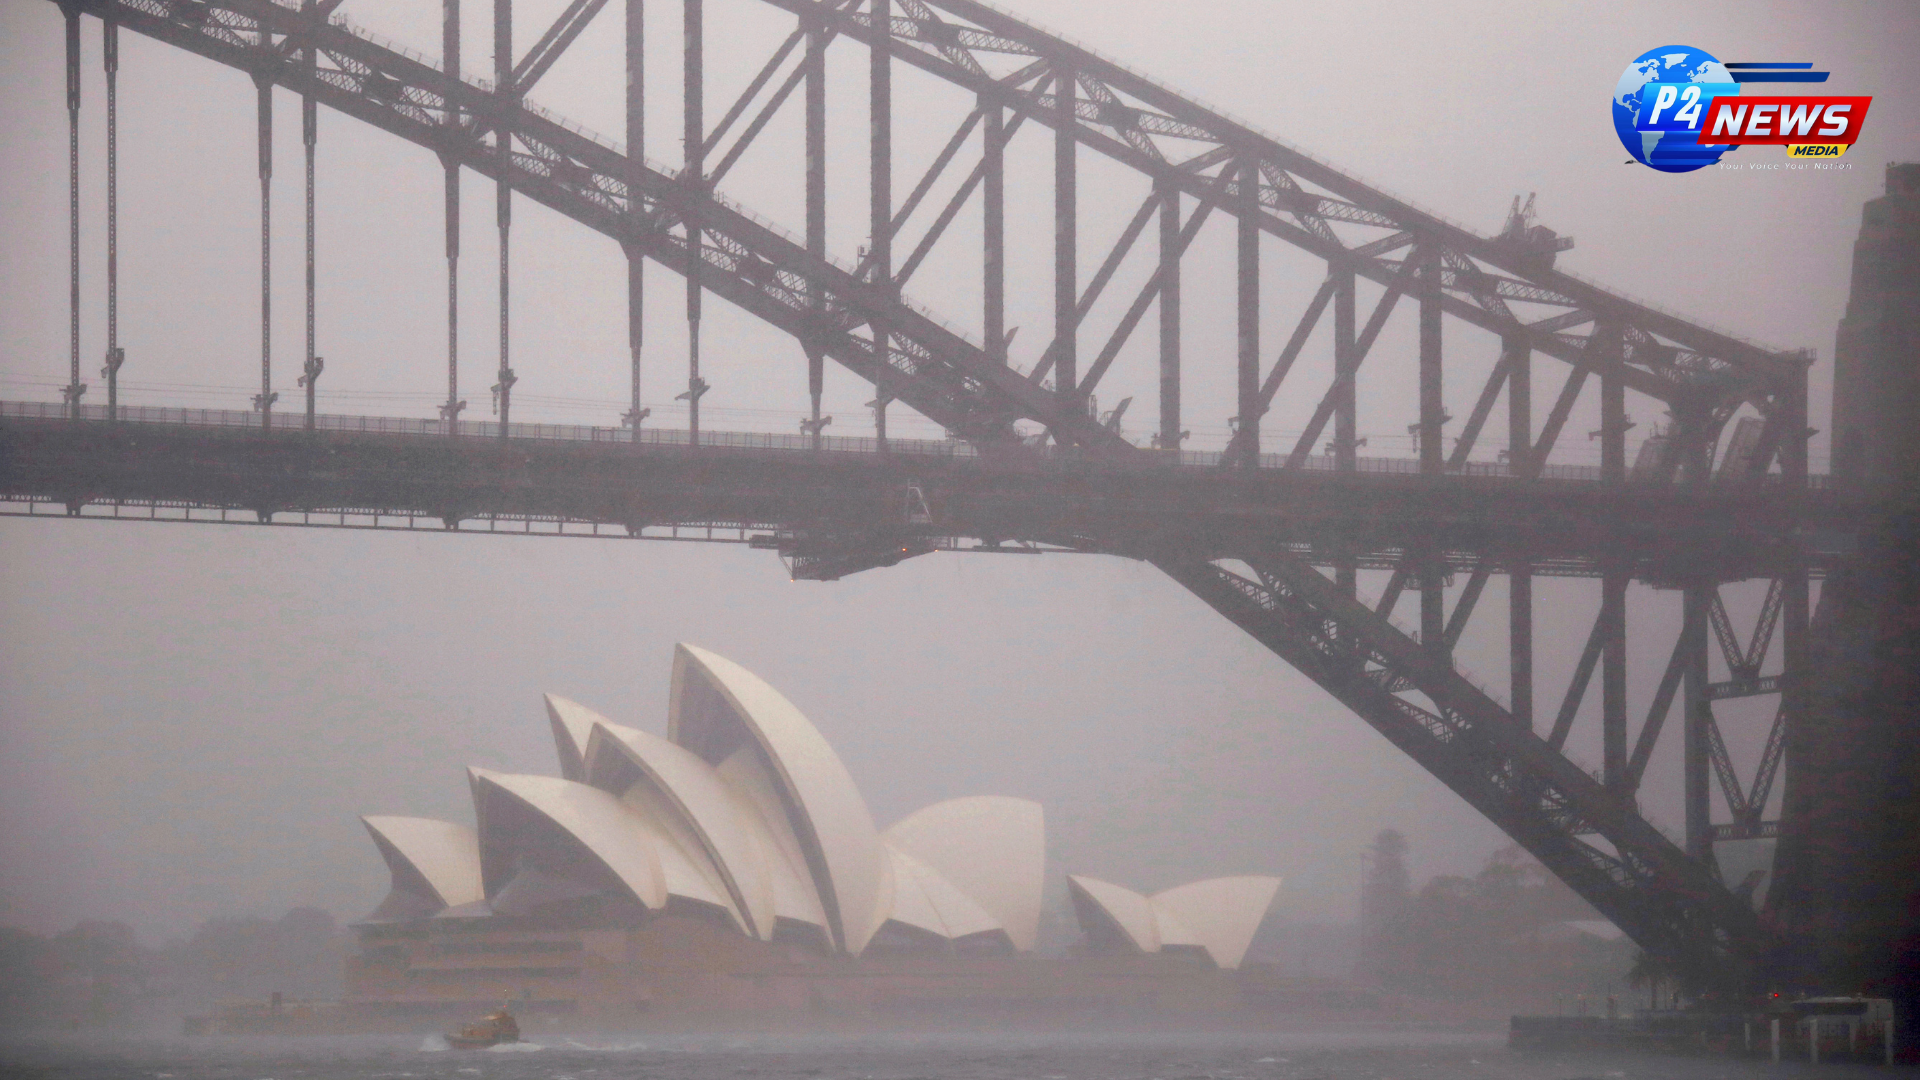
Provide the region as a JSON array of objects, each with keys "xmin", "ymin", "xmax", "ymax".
[{"xmin": 346, "ymin": 644, "xmax": 1282, "ymax": 1025}]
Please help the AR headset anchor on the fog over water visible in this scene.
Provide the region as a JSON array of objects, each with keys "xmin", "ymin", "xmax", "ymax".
[
  {"xmin": 0, "ymin": 0, "xmax": 1915, "ymax": 981},
  {"xmin": 1, "ymin": 1030, "xmax": 1913, "ymax": 1080}
]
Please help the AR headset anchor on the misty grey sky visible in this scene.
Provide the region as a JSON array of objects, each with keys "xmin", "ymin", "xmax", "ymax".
[{"xmin": 0, "ymin": 0, "xmax": 1914, "ymax": 944}]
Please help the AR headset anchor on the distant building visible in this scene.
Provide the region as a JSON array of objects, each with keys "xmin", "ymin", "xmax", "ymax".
[{"xmin": 344, "ymin": 644, "xmax": 1283, "ymax": 1026}]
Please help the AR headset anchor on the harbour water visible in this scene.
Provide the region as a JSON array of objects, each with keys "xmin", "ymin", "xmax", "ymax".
[{"xmin": 0, "ymin": 1027, "xmax": 1901, "ymax": 1080}]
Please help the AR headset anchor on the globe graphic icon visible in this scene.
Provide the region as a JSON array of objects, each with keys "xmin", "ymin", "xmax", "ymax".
[{"xmin": 1612, "ymin": 45, "xmax": 1739, "ymax": 173}]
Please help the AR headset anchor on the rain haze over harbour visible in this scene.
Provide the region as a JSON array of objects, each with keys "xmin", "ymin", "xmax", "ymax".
[
  {"xmin": 2, "ymin": 0, "xmax": 1918, "ymax": 1075},
  {"xmin": 8, "ymin": 1030, "xmax": 1920, "ymax": 1080}
]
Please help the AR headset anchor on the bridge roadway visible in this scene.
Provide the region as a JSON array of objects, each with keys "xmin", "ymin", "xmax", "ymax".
[{"xmin": 0, "ymin": 401, "xmax": 1855, "ymax": 582}]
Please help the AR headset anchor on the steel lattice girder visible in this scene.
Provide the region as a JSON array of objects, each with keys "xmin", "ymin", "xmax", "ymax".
[
  {"xmin": 71, "ymin": 0, "xmax": 1129, "ymax": 453},
  {"xmin": 76, "ymin": 0, "xmax": 1808, "ymax": 450},
  {"xmin": 1154, "ymin": 549, "xmax": 1766, "ymax": 976},
  {"xmin": 42, "ymin": 0, "xmax": 1801, "ymax": 975},
  {"xmin": 766, "ymin": 0, "xmax": 1807, "ymax": 412}
]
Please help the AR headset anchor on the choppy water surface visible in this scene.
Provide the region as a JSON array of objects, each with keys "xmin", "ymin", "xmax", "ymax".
[{"xmin": 0, "ymin": 1028, "xmax": 1895, "ymax": 1080}]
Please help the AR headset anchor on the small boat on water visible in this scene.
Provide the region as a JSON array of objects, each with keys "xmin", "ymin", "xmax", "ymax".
[{"xmin": 445, "ymin": 1008, "xmax": 520, "ymax": 1049}]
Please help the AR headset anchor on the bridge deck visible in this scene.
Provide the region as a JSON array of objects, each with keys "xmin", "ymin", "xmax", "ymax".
[
  {"xmin": 1, "ymin": 401, "xmax": 1855, "ymax": 582},
  {"xmin": 0, "ymin": 399, "xmax": 1841, "ymax": 486},
  {"xmin": 8, "ymin": 400, "xmax": 997, "ymax": 462}
]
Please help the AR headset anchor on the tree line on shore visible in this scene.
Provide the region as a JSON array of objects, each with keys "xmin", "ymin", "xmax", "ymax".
[
  {"xmin": 0, "ymin": 907, "xmax": 345, "ymax": 1030},
  {"xmin": 1355, "ymin": 831, "xmax": 1637, "ymax": 1009}
]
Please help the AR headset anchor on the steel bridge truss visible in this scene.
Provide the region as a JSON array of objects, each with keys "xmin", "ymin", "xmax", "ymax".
[{"xmin": 33, "ymin": 0, "xmax": 1829, "ymax": 982}]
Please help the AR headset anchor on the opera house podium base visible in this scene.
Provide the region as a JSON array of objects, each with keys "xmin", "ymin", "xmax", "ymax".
[{"xmin": 343, "ymin": 914, "xmax": 1350, "ymax": 1032}]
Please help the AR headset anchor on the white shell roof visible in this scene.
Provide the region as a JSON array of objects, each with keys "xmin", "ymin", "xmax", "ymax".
[
  {"xmin": 617, "ymin": 777, "xmax": 745, "ymax": 931},
  {"xmin": 670, "ymin": 644, "xmax": 888, "ymax": 954},
  {"xmin": 361, "ymin": 816, "xmax": 484, "ymax": 909},
  {"xmin": 1150, "ymin": 876, "xmax": 1282, "ymax": 970},
  {"xmin": 884, "ymin": 796, "xmax": 1045, "ymax": 951},
  {"xmin": 1067, "ymin": 873, "xmax": 1282, "ymax": 970},
  {"xmin": 1067, "ymin": 875, "xmax": 1160, "ymax": 953},
  {"xmin": 881, "ymin": 844, "xmax": 1003, "ymax": 943},
  {"xmin": 716, "ymin": 749, "xmax": 829, "ymax": 932},
  {"xmin": 1151, "ymin": 903, "xmax": 1200, "ymax": 951},
  {"xmin": 359, "ymin": 649, "xmax": 1061, "ymax": 957},
  {"xmin": 468, "ymin": 769, "xmax": 667, "ymax": 909},
  {"xmin": 585, "ymin": 720, "xmax": 775, "ymax": 939},
  {"xmin": 543, "ymin": 694, "xmax": 605, "ymax": 782}
]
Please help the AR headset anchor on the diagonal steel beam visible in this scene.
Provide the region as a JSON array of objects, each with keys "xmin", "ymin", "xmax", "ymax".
[
  {"xmin": 1709, "ymin": 591, "xmax": 1745, "ymax": 675},
  {"xmin": 1220, "ymin": 274, "xmax": 1337, "ymax": 465},
  {"xmin": 1285, "ymin": 256, "xmax": 1417, "ymax": 468},
  {"xmin": 1626, "ymin": 629, "xmax": 1690, "ymax": 792},
  {"xmin": 879, "ymin": 61, "xmax": 1054, "ymax": 293},
  {"xmin": 1744, "ymin": 576, "xmax": 1786, "ymax": 674},
  {"xmin": 1747, "ymin": 698, "xmax": 1788, "ymax": 821},
  {"xmin": 1447, "ymin": 349, "xmax": 1513, "ymax": 468},
  {"xmin": 1077, "ymin": 170, "xmax": 1230, "ymax": 397},
  {"xmin": 705, "ymin": 4, "xmax": 861, "ymax": 188},
  {"xmin": 1442, "ymin": 563, "xmax": 1490, "ymax": 651},
  {"xmin": 702, "ymin": 26, "xmax": 807, "ymax": 157},
  {"xmin": 1524, "ymin": 365, "xmax": 1589, "ymax": 479},
  {"xmin": 890, "ymin": 105, "xmax": 984, "ymax": 235},
  {"xmin": 1529, "ymin": 309, "xmax": 1595, "ymax": 335},
  {"xmin": 511, "ymin": 0, "xmax": 612, "ymax": 95},
  {"xmin": 1704, "ymin": 710, "xmax": 1749, "ymax": 822},
  {"xmin": 1549, "ymin": 611, "xmax": 1607, "ymax": 752},
  {"xmin": 1375, "ymin": 564, "xmax": 1408, "ymax": 618},
  {"xmin": 1029, "ymin": 190, "xmax": 1159, "ymax": 386},
  {"xmin": 703, "ymin": 0, "xmax": 865, "ymax": 180},
  {"xmin": 894, "ymin": 112, "xmax": 1028, "ymax": 285},
  {"xmin": 706, "ymin": 38, "xmax": 815, "ymax": 186}
]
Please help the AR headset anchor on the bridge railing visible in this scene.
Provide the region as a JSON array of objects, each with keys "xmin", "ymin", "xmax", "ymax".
[
  {"xmin": 0, "ymin": 400, "xmax": 1828, "ymax": 488},
  {"xmin": 0, "ymin": 399, "xmax": 982, "ymax": 458}
]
